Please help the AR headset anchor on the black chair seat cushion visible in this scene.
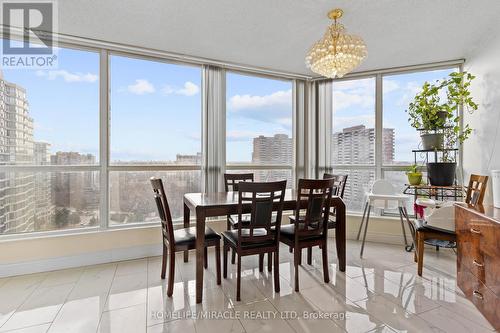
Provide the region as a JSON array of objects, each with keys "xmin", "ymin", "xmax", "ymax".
[
  {"xmin": 228, "ymin": 214, "xmax": 251, "ymax": 228},
  {"xmin": 222, "ymin": 229, "xmax": 275, "ymax": 249},
  {"xmin": 174, "ymin": 226, "xmax": 220, "ymax": 247},
  {"xmin": 280, "ymin": 224, "xmax": 323, "ymax": 242}
]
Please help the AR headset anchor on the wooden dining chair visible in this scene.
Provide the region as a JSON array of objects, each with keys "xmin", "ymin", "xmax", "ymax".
[
  {"xmin": 280, "ymin": 178, "xmax": 334, "ymax": 291},
  {"xmin": 223, "ymin": 173, "xmax": 254, "ymax": 264},
  {"xmin": 151, "ymin": 177, "xmax": 221, "ymax": 297},
  {"xmin": 222, "ymin": 180, "xmax": 287, "ymax": 301},
  {"xmin": 414, "ymin": 174, "xmax": 489, "ymax": 276},
  {"xmin": 298, "ymin": 173, "xmax": 348, "ymax": 265}
]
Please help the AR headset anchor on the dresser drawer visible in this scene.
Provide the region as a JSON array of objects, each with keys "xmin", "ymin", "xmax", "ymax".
[
  {"xmin": 458, "ymin": 269, "xmax": 500, "ymax": 330},
  {"xmin": 455, "ymin": 206, "xmax": 480, "ymax": 271}
]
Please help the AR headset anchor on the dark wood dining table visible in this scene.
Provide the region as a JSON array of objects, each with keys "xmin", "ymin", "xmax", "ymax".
[{"xmin": 183, "ymin": 189, "xmax": 346, "ymax": 303}]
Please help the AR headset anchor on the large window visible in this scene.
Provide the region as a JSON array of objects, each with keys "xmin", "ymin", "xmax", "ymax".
[
  {"xmin": 226, "ymin": 72, "xmax": 293, "ymax": 187},
  {"xmin": 332, "ymin": 78, "xmax": 376, "ymax": 212},
  {"xmin": 0, "ymin": 43, "xmax": 100, "ymax": 235},
  {"xmin": 331, "ymin": 68, "xmax": 459, "ymax": 214},
  {"xmin": 109, "ymin": 55, "xmax": 202, "ymax": 224}
]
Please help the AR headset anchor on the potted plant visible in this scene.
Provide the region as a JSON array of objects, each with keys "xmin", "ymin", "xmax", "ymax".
[
  {"xmin": 406, "ymin": 164, "xmax": 423, "ymax": 185},
  {"xmin": 407, "ymin": 72, "xmax": 477, "ymax": 186}
]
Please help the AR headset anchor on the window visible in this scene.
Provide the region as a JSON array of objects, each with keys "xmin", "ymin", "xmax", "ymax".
[
  {"xmin": 0, "ymin": 43, "xmax": 100, "ymax": 235},
  {"xmin": 332, "ymin": 78, "xmax": 376, "ymax": 212},
  {"xmin": 330, "ymin": 68, "xmax": 460, "ymax": 215},
  {"xmin": 109, "ymin": 55, "xmax": 202, "ymax": 225},
  {"xmin": 382, "ymin": 68, "xmax": 457, "ymax": 165},
  {"xmin": 226, "ymin": 72, "xmax": 293, "ymax": 187}
]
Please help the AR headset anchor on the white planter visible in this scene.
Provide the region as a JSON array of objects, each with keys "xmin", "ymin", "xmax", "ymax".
[{"xmin": 492, "ymin": 170, "xmax": 500, "ymax": 208}]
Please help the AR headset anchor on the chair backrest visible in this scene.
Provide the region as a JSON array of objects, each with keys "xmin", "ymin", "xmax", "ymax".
[
  {"xmin": 371, "ymin": 179, "xmax": 396, "ymax": 195},
  {"xmin": 224, "ymin": 173, "xmax": 254, "ymax": 192},
  {"xmin": 294, "ymin": 178, "xmax": 335, "ymax": 237},
  {"xmin": 236, "ymin": 180, "xmax": 287, "ymax": 246},
  {"xmin": 150, "ymin": 177, "xmax": 174, "ymax": 246},
  {"xmin": 465, "ymin": 174, "xmax": 489, "ymax": 206},
  {"xmin": 323, "ymin": 173, "xmax": 348, "ymax": 198}
]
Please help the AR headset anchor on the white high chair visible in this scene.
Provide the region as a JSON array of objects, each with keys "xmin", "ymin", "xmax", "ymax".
[{"xmin": 356, "ymin": 179, "xmax": 411, "ymax": 257}]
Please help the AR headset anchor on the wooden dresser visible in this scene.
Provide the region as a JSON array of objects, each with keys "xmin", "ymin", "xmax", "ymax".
[{"xmin": 455, "ymin": 204, "xmax": 500, "ymax": 330}]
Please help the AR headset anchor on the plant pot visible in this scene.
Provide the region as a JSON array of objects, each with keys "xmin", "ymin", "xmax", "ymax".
[
  {"xmin": 427, "ymin": 162, "xmax": 456, "ymax": 186},
  {"xmin": 421, "ymin": 132, "xmax": 444, "ymax": 150},
  {"xmin": 406, "ymin": 172, "xmax": 422, "ymax": 185}
]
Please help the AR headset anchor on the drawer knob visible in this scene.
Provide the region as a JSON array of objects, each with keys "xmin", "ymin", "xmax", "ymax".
[
  {"xmin": 470, "ymin": 228, "xmax": 481, "ymax": 234},
  {"xmin": 473, "ymin": 290, "xmax": 484, "ymax": 300}
]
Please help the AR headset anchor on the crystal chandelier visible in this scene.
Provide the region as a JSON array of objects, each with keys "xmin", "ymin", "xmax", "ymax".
[{"xmin": 305, "ymin": 9, "xmax": 367, "ymax": 78}]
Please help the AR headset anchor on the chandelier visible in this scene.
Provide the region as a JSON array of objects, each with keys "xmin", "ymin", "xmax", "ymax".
[{"xmin": 305, "ymin": 9, "xmax": 367, "ymax": 78}]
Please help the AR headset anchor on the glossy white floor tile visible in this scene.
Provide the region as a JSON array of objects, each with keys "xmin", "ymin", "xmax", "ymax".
[{"xmin": 0, "ymin": 240, "xmax": 496, "ymax": 333}]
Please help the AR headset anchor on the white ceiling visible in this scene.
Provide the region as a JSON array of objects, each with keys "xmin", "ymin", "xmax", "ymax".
[{"xmin": 58, "ymin": 0, "xmax": 500, "ymax": 77}]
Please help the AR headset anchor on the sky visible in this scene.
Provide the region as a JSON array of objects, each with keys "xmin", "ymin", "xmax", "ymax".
[{"xmin": 1, "ymin": 40, "xmax": 456, "ymax": 165}]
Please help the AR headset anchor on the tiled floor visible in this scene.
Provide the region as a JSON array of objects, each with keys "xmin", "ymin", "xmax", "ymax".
[{"xmin": 0, "ymin": 240, "xmax": 496, "ymax": 333}]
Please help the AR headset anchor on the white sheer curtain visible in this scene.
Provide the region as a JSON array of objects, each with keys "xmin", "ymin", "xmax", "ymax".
[
  {"xmin": 316, "ymin": 79, "xmax": 333, "ymax": 177},
  {"xmin": 202, "ymin": 65, "xmax": 226, "ymax": 192}
]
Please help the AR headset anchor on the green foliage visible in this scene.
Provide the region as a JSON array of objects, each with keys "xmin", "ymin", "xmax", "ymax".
[
  {"xmin": 406, "ymin": 71, "xmax": 477, "ymax": 162},
  {"xmin": 406, "ymin": 164, "xmax": 421, "ymax": 174},
  {"xmin": 406, "ymin": 72, "xmax": 477, "ymax": 136}
]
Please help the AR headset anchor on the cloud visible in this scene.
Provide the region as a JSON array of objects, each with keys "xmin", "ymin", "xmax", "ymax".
[
  {"xmin": 35, "ymin": 70, "xmax": 98, "ymax": 83},
  {"xmin": 228, "ymin": 89, "xmax": 292, "ymax": 111},
  {"xmin": 162, "ymin": 81, "xmax": 200, "ymax": 96},
  {"xmin": 333, "ymin": 79, "xmax": 375, "ymax": 111},
  {"xmin": 127, "ymin": 79, "xmax": 155, "ymax": 95},
  {"xmin": 383, "ymin": 79, "xmax": 400, "ymax": 93},
  {"xmin": 226, "ymin": 130, "xmax": 267, "ymax": 142},
  {"xmin": 332, "ymin": 114, "xmax": 375, "ymax": 133}
]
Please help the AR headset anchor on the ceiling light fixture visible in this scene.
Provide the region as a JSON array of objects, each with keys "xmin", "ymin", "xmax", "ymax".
[{"xmin": 305, "ymin": 8, "xmax": 367, "ymax": 78}]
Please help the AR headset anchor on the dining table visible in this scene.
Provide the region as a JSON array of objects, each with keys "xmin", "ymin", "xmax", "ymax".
[{"xmin": 183, "ymin": 189, "xmax": 346, "ymax": 303}]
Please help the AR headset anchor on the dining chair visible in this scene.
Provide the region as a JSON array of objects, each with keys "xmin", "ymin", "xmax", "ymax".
[
  {"xmin": 302, "ymin": 173, "xmax": 348, "ymax": 264},
  {"xmin": 151, "ymin": 177, "xmax": 221, "ymax": 297},
  {"xmin": 280, "ymin": 178, "xmax": 334, "ymax": 292},
  {"xmin": 413, "ymin": 174, "xmax": 488, "ymax": 276},
  {"xmin": 223, "ymin": 173, "xmax": 254, "ymax": 264},
  {"xmin": 222, "ymin": 180, "xmax": 287, "ymax": 301}
]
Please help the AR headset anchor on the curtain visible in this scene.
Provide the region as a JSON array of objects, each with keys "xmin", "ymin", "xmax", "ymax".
[
  {"xmin": 202, "ymin": 65, "xmax": 226, "ymax": 192},
  {"xmin": 316, "ymin": 79, "xmax": 333, "ymax": 177}
]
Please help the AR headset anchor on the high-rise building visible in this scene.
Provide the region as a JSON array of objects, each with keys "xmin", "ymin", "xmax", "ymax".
[
  {"xmin": 175, "ymin": 152, "xmax": 202, "ymax": 165},
  {"xmin": 0, "ymin": 76, "xmax": 36, "ymax": 233},
  {"xmin": 51, "ymin": 152, "xmax": 98, "ymax": 211},
  {"xmin": 331, "ymin": 125, "xmax": 395, "ymax": 211},
  {"xmin": 251, "ymin": 134, "xmax": 292, "ymax": 185},
  {"xmin": 34, "ymin": 142, "xmax": 54, "ymax": 229}
]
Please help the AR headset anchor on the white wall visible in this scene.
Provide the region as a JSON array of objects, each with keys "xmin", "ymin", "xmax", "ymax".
[{"xmin": 463, "ymin": 32, "xmax": 500, "ymax": 204}]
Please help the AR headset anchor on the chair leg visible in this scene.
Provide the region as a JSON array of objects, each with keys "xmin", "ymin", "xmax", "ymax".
[
  {"xmin": 322, "ymin": 242, "xmax": 329, "ymax": 283},
  {"xmin": 417, "ymin": 231, "xmax": 424, "ymax": 276},
  {"xmin": 307, "ymin": 247, "xmax": 312, "ymax": 265},
  {"xmin": 204, "ymin": 247, "xmax": 208, "ymax": 269},
  {"xmin": 161, "ymin": 244, "xmax": 167, "ymax": 279},
  {"xmin": 267, "ymin": 252, "xmax": 272, "ymax": 272},
  {"xmin": 274, "ymin": 250, "xmax": 280, "ymax": 293},
  {"xmin": 231, "ymin": 248, "xmax": 236, "ymax": 264},
  {"xmin": 289, "ymin": 246, "xmax": 293, "ymax": 253},
  {"xmin": 356, "ymin": 201, "xmax": 369, "ymax": 240},
  {"xmin": 236, "ymin": 254, "xmax": 242, "ymax": 301},
  {"xmin": 298, "ymin": 248, "xmax": 302, "ymax": 265},
  {"xmin": 398, "ymin": 207, "xmax": 409, "ymax": 247},
  {"xmin": 294, "ymin": 244, "xmax": 300, "ymax": 292},
  {"xmin": 360, "ymin": 205, "xmax": 372, "ymax": 258},
  {"xmin": 414, "ymin": 248, "xmax": 417, "ymax": 263},
  {"xmin": 259, "ymin": 254, "xmax": 264, "ymax": 272},
  {"xmin": 215, "ymin": 243, "xmax": 221, "ymax": 285},
  {"xmin": 167, "ymin": 248, "xmax": 175, "ymax": 297},
  {"xmin": 223, "ymin": 242, "xmax": 228, "ymax": 279}
]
